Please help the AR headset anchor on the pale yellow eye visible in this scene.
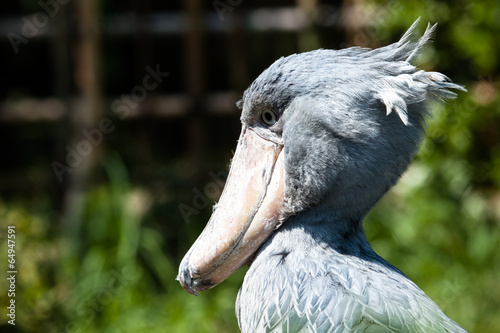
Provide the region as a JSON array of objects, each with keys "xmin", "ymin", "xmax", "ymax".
[{"xmin": 261, "ymin": 109, "xmax": 277, "ymax": 125}]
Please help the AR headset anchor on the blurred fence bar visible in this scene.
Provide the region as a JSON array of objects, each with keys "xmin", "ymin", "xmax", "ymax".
[{"xmin": 0, "ymin": 3, "xmax": 350, "ymax": 122}]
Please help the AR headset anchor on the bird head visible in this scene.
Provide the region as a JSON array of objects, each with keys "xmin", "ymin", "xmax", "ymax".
[{"xmin": 178, "ymin": 19, "xmax": 465, "ymax": 295}]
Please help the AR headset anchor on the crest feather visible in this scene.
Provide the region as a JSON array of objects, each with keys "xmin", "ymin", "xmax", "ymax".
[
  {"xmin": 371, "ymin": 18, "xmax": 466, "ymax": 125},
  {"xmin": 367, "ymin": 17, "xmax": 435, "ymax": 64}
]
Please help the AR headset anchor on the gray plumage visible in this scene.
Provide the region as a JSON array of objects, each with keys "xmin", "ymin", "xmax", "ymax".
[{"xmin": 235, "ymin": 19, "xmax": 467, "ymax": 332}]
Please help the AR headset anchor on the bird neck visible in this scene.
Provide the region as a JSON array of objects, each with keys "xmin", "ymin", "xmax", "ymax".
[
  {"xmin": 264, "ymin": 204, "xmax": 402, "ymax": 275},
  {"xmin": 285, "ymin": 207, "xmax": 372, "ymax": 256}
]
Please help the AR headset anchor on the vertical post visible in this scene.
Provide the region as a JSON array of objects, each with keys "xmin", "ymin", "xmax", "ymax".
[
  {"xmin": 184, "ymin": 0, "xmax": 206, "ymax": 181},
  {"xmin": 342, "ymin": 0, "xmax": 373, "ymax": 47},
  {"xmin": 297, "ymin": 0, "xmax": 320, "ymax": 52},
  {"xmin": 132, "ymin": 0, "xmax": 154, "ymax": 162},
  {"xmin": 50, "ymin": 3, "xmax": 71, "ymax": 213},
  {"xmin": 226, "ymin": 11, "xmax": 248, "ymax": 91},
  {"xmin": 62, "ymin": 0, "xmax": 102, "ymax": 251}
]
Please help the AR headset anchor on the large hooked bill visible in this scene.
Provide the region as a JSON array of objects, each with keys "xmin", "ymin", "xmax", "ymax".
[{"xmin": 178, "ymin": 126, "xmax": 285, "ymax": 295}]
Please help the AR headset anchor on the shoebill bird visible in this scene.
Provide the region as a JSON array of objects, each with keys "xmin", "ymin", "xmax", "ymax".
[{"xmin": 178, "ymin": 19, "xmax": 467, "ymax": 332}]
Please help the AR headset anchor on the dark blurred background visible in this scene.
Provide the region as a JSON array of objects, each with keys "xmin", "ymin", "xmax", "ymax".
[{"xmin": 0, "ymin": 0, "xmax": 499, "ymax": 332}]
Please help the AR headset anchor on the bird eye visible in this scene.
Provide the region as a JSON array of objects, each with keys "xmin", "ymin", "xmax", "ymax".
[{"xmin": 261, "ymin": 109, "xmax": 277, "ymax": 126}]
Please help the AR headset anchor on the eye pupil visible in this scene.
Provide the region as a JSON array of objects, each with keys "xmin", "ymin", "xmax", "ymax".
[{"xmin": 262, "ymin": 109, "xmax": 277, "ymax": 125}]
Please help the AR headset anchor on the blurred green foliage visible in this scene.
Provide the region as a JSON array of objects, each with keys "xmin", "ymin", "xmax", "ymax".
[
  {"xmin": 362, "ymin": 1, "xmax": 500, "ymax": 331},
  {"xmin": 1, "ymin": 1, "xmax": 499, "ymax": 332},
  {"xmin": 1, "ymin": 156, "xmax": 245, "ymax": 332}
]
